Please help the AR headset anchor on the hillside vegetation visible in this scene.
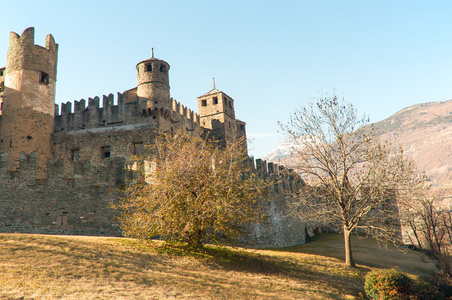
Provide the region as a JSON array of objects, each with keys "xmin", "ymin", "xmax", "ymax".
[{"xmin": 0, "ymin": 233, "xmax": 437, "ymax": 299}]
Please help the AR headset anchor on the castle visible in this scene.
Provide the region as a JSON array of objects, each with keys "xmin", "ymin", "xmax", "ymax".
[{"xmin": 0, "ymin": 28, "xmax": 306, "ymax": 247}]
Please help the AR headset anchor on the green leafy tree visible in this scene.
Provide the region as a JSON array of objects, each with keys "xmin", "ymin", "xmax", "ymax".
[
  {"xmin": 116, "ymin": 130, "xmax": 267, "ymax": 248},
  {"xmin": 280, "ymin": 93, "xmax": 422, "ymax": 267}
]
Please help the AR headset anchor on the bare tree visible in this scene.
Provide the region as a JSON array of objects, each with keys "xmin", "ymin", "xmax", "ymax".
[
  {"xmin": 402, "ymin": 195, "xmax": 452, "ymax": 275},
  {"xmin": 115, "ymin": 130, "xmax": 268, "ymax": 248},
  {"xmin": 280, "ymin": 94, "xmax": 422, "ymax": 267}
]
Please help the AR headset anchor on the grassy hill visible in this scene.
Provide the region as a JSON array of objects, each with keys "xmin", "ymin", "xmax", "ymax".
[{"xmin": 0, "ymin": 233, "xmax": 437, "ymax": 299}]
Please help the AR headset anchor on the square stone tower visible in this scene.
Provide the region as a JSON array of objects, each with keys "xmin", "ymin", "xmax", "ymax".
[{"xmin": 197, "ymin": 85, "xmax": 247, "ymax": 152}]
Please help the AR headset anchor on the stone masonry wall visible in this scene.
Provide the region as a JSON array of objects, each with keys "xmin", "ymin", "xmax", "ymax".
[
  {"xmin": 0, "ymin": 152, "xmax": 123, "ymax": 236},
  {"xmin": 0, "ymin": 135, "xmax": 308, "ymax": 247},
  {"xmin": 247, "ymin": 159, "xmax": 309, "ymax": 247},
  {"xmin": 0, "ymin": 123, "xmax": 160, "ymax": 236}
]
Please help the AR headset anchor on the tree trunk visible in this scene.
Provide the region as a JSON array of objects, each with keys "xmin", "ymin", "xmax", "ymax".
[{"xmin": 344, "ymin": 228, "xmax": 356, "ymax": 267}]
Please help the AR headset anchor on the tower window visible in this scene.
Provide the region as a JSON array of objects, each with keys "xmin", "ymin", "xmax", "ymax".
[
  {"xmin": 146, "ymin": 64, "xmax": 152, "ymax": 72},
  {"xmin": 240, "ymin": 124, "xmax": 245, "ymax": 131},
  {"xmin": 0, "ymin": 70, "xmax": 3, "ymax": 76},
  {"xmin": 201, "ymin": 99, "xmax": 207, "ymax": 107},
  {"xmin": 71, "ymin": 149, "xmax": 80, "ymax": 161},
  {"xmin": 229, "ymin": 101, "xmax": 232, "ymax": 109},
  {"xmin": 39, "ymin": 71, "xmax": 50, "ymax": 84},
  {"xmin": 213, "ymin": 97, "xmax": 218, "ymax": 105},
  {"xmin": 160, "ymin": 65, "xmax": 166, "ymax": 73},
  {"xmin": 102, "ymin": 146, "xmax": 111, "ymax": 158}
]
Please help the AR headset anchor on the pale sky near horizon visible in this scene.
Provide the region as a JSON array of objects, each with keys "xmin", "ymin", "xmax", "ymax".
[{"xmin": 1, "ymin": 1, "xmax": 452, "ymax": 159}]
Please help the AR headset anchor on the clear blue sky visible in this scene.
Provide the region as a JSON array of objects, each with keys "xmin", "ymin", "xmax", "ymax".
[{"xmin": 1, "ymin": 1, "xmax": 452, "ymax": 159}]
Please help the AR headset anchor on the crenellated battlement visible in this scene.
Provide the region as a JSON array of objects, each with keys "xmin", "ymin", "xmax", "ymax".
[
  {"xmin": 54, "ymin": 92, "xmax": 143, "ymax": 132},
  {"xmin": 54, "ymin": 92, "xmax": 202, "ymax": 134},
  {"xmin": 8, "ymin": 27, "xmax": 58, "ymax": 53},
  {"xmin": 7, "ymin": 27, "xmax": 58, "ymax": 77},
  {"xmin": 171, "ymin": 98, "xmax": 200, "ymax": 125},
  {"xmin": 253, "ymin": 158, "xmax": 303, "ymax": 195},
  {"xmin": 56, "ymin": 92, "xmax": 124, "ymax": 116}
]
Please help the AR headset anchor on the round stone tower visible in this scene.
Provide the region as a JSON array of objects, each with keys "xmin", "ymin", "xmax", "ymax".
[
  {"xmin": 0, "ymin": 27, "xmax": 58, "ymax": 179},
  {"xmin": 136, "ymin": 54, "xmax": 171, "ymax": 113}
]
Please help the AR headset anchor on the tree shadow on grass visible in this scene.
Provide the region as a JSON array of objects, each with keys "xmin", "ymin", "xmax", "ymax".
[{"xmin": 145, "ymin": 241, "xmax": 368, "ymax": 298}]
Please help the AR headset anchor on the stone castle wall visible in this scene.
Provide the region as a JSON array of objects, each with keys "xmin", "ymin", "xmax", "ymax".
[
  {"xmin": 249, "ymin": 159, "xmax": 308, "ymax": 247},
  {"xmin": 0, "ymin": 123, "xmax": 158, "ymax": 236},
  {"xmin": 0, "ymin": 151, "xmax": 123, "ymax": 236},
  {"xmin": 0, "ymin": 145, "xmax": 308, "ymax": 246}
]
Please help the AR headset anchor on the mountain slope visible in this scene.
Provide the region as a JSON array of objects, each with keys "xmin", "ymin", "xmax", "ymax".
[{"xmin": 374, "ymin": 100, "xmax": 452, "ymax": 191}]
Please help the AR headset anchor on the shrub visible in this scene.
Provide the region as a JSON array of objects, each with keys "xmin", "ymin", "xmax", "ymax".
[
  {"xmin": 412, "ymin": 275, "xmax": 452, "ymax": 300},
  {"xmin": 364, "ymin": 268, "xmax": 412, "ymax": 300}
]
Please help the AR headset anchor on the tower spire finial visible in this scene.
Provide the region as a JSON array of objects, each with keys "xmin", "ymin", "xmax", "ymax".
[
  {"xmin": 151, "ymin": 48, "xmax": 154, "ymax": 58},
  {"xmin": 213, "ymin": 77, "xmax": 216, "ymax": 90}
]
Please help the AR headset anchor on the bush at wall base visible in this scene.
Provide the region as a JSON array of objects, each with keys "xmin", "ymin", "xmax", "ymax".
[{"xmin": 364, "ymin": 268, "xmax": 411, "ymax": 300}]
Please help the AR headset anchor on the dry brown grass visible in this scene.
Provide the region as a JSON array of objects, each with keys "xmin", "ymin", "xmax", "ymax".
[
  {"xmin": 279, "ymin": 234, "xmax": 437, "ymax": 277},
  {"xmin": 0, "ymin": 233, "xmax": 437, "ymax": 299}
]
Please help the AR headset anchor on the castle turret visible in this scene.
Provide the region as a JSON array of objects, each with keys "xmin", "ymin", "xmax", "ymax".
[
  {"xmin": 0, "ymin": 27, "xmax": 58, "ymax": 178},
  {"xmin": 136, "ymin": 53, "xmax": 171, "ymax": 113}
]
